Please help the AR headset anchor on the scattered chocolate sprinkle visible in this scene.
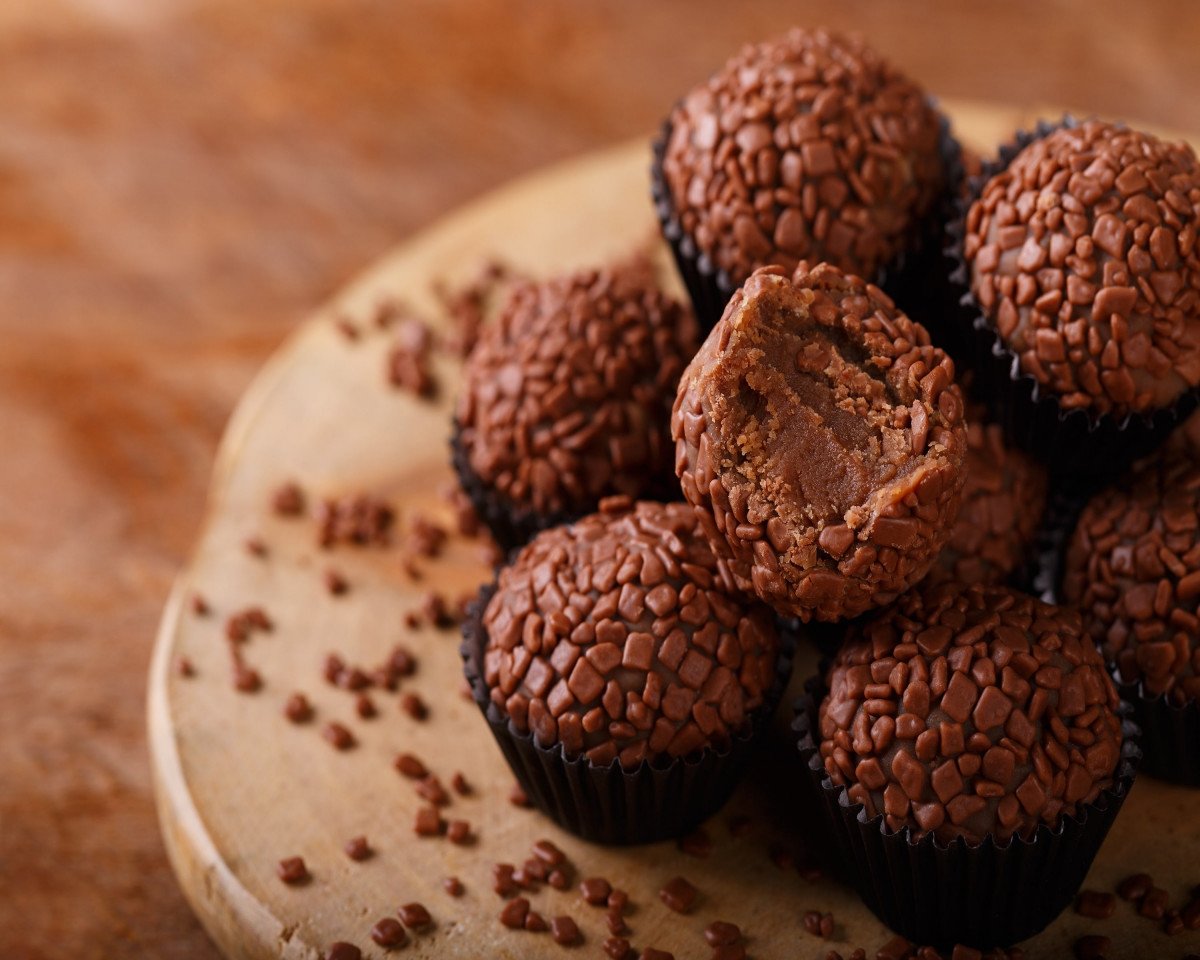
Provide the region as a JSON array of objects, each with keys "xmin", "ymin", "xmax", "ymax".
[
  {"xmin": 401, "ymin": 692, "xmax": 428, "ymax": 720},
  {"xmin": 323, "ymin": 653, "xmax": 345, "ymax": 684},
  {"xmin": 323, "ymin": 569, "xmax": 349, "ymax": 596},
  {"xmin": 443, "ymin": 876, "xmax": 464, "ymax": 897},
  {"xmin": 414, "ymin": 805, "xmax": 444, "ymax": 837},
  {"xmin": 727, "ymin": 815, "xmax": 752, "ymax": 837},
  {"xmin": 711, "ymin": 946, "xmax": 747, "ymax": 960},
  {"xmin": 1165, "ymin": 910, "xmax": 1185, "ymax": 935},
  {"xmin": 768, "ymin": 843, "xmax": 794, "ymax": 870},
  {"xmin": 283, "ymin": 692, "xmax": 313, "ymax": 723},
  {"xmin": 447, "ymin": 820, "xmax": 473, "ymax": 845},
  {"xmin": 551, "ymin": 915, "xmax": 581, "ymax": 946},
  {"xmin": 337, "ymin": 667, "xmax": 371, "ymax": 692},
  {"xmin": 317, "ymin": 494, "xmax": 395, "ymax": 548},
  {"xmin": 272, "ymin": 482, "xmax": 306, "ymax": 517},
  {"xmin": 386, "ymin": 316, "xmax": 437, "ymax": 398},
  {"xmin": 606, "ymin": 911, "xmax": 628, "ymax": 936},
  {"xmin": 276, "ymin": 856, "xmax": 309, "ymax": 885},
  {"xmin": 177, "ymin": 656, "xmax": 195, "ymax": 678},
  {"xmin": 355, "ymin": 694, "xmax": 376, "ymax": 719},
  {"xmin": 450, "ymin": 487, "xmax": 482, "ymax": 537},
  {"xmin": 603, "ymin": 938, "xmax": 632, "ymax": 960},
  {"xmin": 547, "ymin": 869, "xmax": 570, "ymax": 891},
  {"xmin": 509, "ymin": 783, "xmax": 531, "ymax": 807},
  {"xmin": 607, "ymin": 889, "xmax": 629, "ymax": 914},
  {"xmin": 704, "ymin": 921, "xmax": 741, "ymax": 947},
  {"xmin": 1139, "ymin": 886, "xmax": 1170, "ymax": 920},
  {"xmin": 673, "ymin": 263, "xmax": 966, "ymax": 621},
  {"xmin": 658, "ymin": 876, "xmax": 697, "ymax": 914},
  {"xmin": 370, "ymin": 917, "xmax": 406, "ymax": 948},
  {"xmin": 234, "ymin": 664, "xmax": 261, "ymax": 693},
  {"xmin": 678, "ymin": 829, "xmax": 713, "ymax": 858},
  {"xmin": 640, "ymin": 949, "xmax": 675, "ymax": 960},
  {"xmin": 334, "ymin": 316, "xmax": 360, "ymax": 341},
  {"xmin": 525, "ymin": 911, "xmax": 548, "ymax": 933},
  {"xmin": 803, "ymin": 910, "xmax": 835, "ymax": 938},
  {"xmin": 343, "ymin": 836, "xmax": 371, "ymax": 861},
  {"xmin": 408, "ymin": 517, "xmax": 448, "ymax": 560},
  {"xmin": 190, "ymin": 593, "xmax": 209, "ymax": 616},
  {"xmin": 581, "ymin": 877, "xmax": 612, "ymax": 905},
  {"xmin": 321, "ymin": 722, "xmax": 355, "ymax": 751},
  {"xmin": 397, "ymin": 902, "xmax": 432, "ymax": 930},
  {"xmin": 419, "ymin": 589, "xmax": 451, "ymax": 627},
  {"xmin": 395, "ymin": 753, "xmax": 428, "ymax": 779},
  {"xmin": 532, "ymin": 839, "xmax": 567, "ymax": 866},
  {"xmin": 244, "ymin": 537, "xmax": 268, "ymax": 558},
  {"xmin": 1075, "ymin": 890, "xmax": 1116, "ymax": 919},
  {"xmin": 493, "ymin": 863, "xmax": 519, "ymax": 898},
  {"xmin": 1118, "ymin": 873, "xmax": 1154, "ymax": 901},
  {"xmin": 500, "ymin": 896, "xmax": 530, "ymax": 929},
  {"xmin": 451, "ymin": 771, "xmax": 471, "ymax": 795},
  {"xmin": 1183, "ymin": 895, "xmax": 1200, "ymax": 929},
  {"xmin": 1073, "ymin": 935, "xmax": 1111, "ymax": 960},
  {"xmin": 325, "ymin": 944, "xmax": 361, "ymax": 960}
]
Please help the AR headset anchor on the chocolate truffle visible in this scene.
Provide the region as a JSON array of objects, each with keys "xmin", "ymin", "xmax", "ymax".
[
  {"xmin": 1063, "ymin": 444, "xmax": 1200, "ymax": 706},
  {"xmin": 672, "ymin": 262, "xmax": 967, "ymax": 621},
  {"xmin": 964, "ymin": 120, "xmax": 1200, "ymax": 418},
  {"xmin": 659, "ymin": 28, "xmax": 946, "ymax": 291},
  {"xmin": 927, "ymin": 404, "xmax": 1048, "ymax": 587},
  {"xmin": 453, "ymin": 260, "xmax": 699, "ymax": 550},
  {"xmin": 480, "ymin": 498, "xmax": 781, "ymax": 768},
  {"xmin": 818, "ymin": 580, "xmax": 1124, "ymax": 844}
]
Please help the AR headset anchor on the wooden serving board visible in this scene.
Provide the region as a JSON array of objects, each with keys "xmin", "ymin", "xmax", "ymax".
[{"xmin": 148, "ymin": 101, "xmax": 1200, "ymax": 960}]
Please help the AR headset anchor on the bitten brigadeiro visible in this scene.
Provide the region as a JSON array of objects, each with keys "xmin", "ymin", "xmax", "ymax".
[
  {"xmin": 796, "ymin": 580, "xmax": 1135, "ymax": 948},
  {"xmin": 452, "ymin": 260, "xmax": 699, "ymax": 551},
  {"xmin": 653, "ymin": 27, "xmax": 952, "ymax": 328},
  {"xmin": 672, "ymin": 262, "xmax": 967, "ymax": 622},
  {"xmin": 1062, "ymin": 436, "xmax": 1200, "ymax": 782},
  {"xmin": 462, "ymin": 497, "xmax": 787, "ymax": 843},
  {"xmin": 956, "ymin": 118, "xmax": 1200, "ymax": 474}
]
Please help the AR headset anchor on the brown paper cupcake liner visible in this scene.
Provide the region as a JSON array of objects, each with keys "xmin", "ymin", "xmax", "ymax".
[
  {"xmin": 793, "ymin": 675, "xmax": 1141, "ymax": 950},
  {"xmin": 943, "ymin": 116, "xmax": 1200, "ymax": 484},
  {"xmin": 1115, "ymin": 679, "xmax": 1200, "ymax": 786},
  {"xmin": 461, "ymin": 582, "xmax": 796, "ymax": 846},
  {"xmin": 650, "ymin": 104, "xmax": 964, "ymax": 332}
]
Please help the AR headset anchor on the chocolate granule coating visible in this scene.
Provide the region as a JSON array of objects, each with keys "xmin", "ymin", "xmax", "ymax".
[
  {"xmin": 482, "ymin": 498, "xmax": 780, "ymax": 768},
  {"xmin": 662, "ymin": 28, "xmax": 945, "ymax": 287},
  {"xmin": 1063, "ymin": 445, "xmax": 1200, "ymax": 705},
  {"xmin": 927, "ymin": 406, "xmax": 1047, "ymax": 587},
  {"xmin": 455, "ymin": 260, "xmax": 698, "ymax": 537},
  {"xmin": 673, "ymin": 263, "xmax": 967, "ymax": 621},
  {"xmin": 818, "ymin": 581, "xmax": 1123, "ymax": 844},
  {"xmin": 965, "ymin": 120, "xmax": 1200, "ymax": 417}
]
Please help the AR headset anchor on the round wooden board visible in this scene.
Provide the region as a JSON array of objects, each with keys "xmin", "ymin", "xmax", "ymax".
[{"xmin": 149, "ymin": 100, "xmax": 1200, "ymax": 960}]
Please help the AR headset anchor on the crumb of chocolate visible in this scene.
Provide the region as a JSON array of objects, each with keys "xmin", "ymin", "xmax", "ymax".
[
  {"xmin": 447, "ymin": 820, "xmax": 473, "ymax": 845},
  {"xmin": 283, "ymin": 692, "xmax": 313, "ymax": 723},
  {"xmin": 803, "ymin": 910, "xmax": 835, "ymax": 938},
  {"xmin": 525, "ymin": 911, "xmax": 548, "ymax": 932},
  {"xmin": 276, "ymin": 856, "xmax": 309, "ymax": 885},
  {"xmin": 394, "ymin": 753, "xmax": 428, "ymax": 779},
  {"xmin": 272, "ymin": 482, "xmax": 306, "ymax": 517},
  {"xmin": 659, "ymin": 876, "xmax": 697, "ymax": 914},
  {"xmin": 370, "ymin": 917, "xmax": 406, "ymax": 948},
  {"xmin": 321, "ymin": 722, "xmax": 355, "ymax": 751},
  {"xmin": 234, "ymin": 664, "xmax": 261, "ymax": 693},
  {"xmin": 1075, "ymin": 890, "xmax": 1116, "ymax": 920},
  {"xmin": 414, "ymin": 805, "xmax": 444, "ymax": 837},
  {"xmin": 355, "ymin": 693, "xmax": 376, "ymax": 719},
  {"xmin": 451, "ymin": 771, "xmax": 471, "ymax": 795},
  {"xmin": 177, "ymin": 657, "xmax": 195, "ymax": 678},
  {"xmin": 317, "ymin": 494, "xmax": 395, "ymax": 548},
  {"xmin": 343, "ymin": 835, "xmax": 372, "ymax": 861},
  {"xmin": 397, "ymin": 902, "xmax": 433, "ymax": 930},
  {"xmin": 500, "ymin": 896, "xmax": 530, "ymax": 929},
  {"xmin": 443, "ymin": 876, "xmax": 464, "ymax": 897},
  {"xmin": 416, "ymin": 775, "xmax": 449, "ymax": 806},
  {"xmin": 551, "ymin": 915, "xmax": 581, "ymax": 946},
  {"xmin": 323, "ymin": 568, "xmax": 349, "ymax": 596},
  {"xmin": 401, "ymin": 692, "xmax": 428, "ymax": 720},
  {"xmin": 190, "ymin": 593, "xmax": 209, "ymax": 616}
]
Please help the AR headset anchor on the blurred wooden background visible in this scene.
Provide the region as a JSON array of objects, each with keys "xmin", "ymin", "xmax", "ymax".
[{"xmin": 0, "ymin": 2, "xmax": 1196, "ymax": 957}]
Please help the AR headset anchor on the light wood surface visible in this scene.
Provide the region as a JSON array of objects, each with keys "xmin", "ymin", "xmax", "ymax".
[{"xmin": 148, "ymin": 102, "xmax": 1200, "ymax": 960}]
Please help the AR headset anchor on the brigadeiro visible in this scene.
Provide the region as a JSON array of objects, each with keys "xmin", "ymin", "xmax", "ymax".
[
  {"xmin": 451, "ymin": 259, "xmax": 699, "ymax": 551},
  {"xmin": 672, "ymin": 261, "xmax": 967, "ymax": 623},
  {"xmin": 926, "ymin": 398, "xmax": 1048, "ymax": 588},
  {"xmin": 460, "ymin": 496, "xmax": 791, "ymax": 844},
  {"xmin": 652, "ymin": 27, "xmax": 959, "ymax": 329},
  {"xmin": 794, "ymin": 580, "xmax": 1139, "ymax": 949},
  {"xmin": 1062, "ymin": 430, "xmax": 1200, "ymax": 784},
  {"xmin": 948, "ymin": 117, "xmax": 1200, "ymax": 481}
]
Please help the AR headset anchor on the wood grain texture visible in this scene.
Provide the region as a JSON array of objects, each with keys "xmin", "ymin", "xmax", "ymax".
[
  {"xmin": 3, "ymin": 4, "xmax": 1200, "ymax": 959},
  {"xmin": 149, "ymin": 108, "xmax": 1200, "ymax": 960}
]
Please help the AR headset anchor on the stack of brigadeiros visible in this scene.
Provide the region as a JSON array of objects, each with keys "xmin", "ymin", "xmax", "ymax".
[{"xmin": 453, "ymin": 24, "xmax": 1200, "ymax": 951}]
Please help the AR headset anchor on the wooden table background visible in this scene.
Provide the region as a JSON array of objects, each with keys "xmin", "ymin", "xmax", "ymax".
[{"xmin": 1, "ymin": 2, "xmax": 1197, "ymax": 958}]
